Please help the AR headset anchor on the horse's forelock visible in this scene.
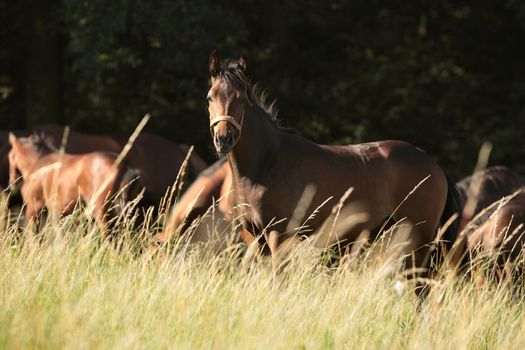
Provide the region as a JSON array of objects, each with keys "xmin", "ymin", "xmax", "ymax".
[{"xmin": 218, "ymin": 63, "xmax": 246, "ymax": 90}]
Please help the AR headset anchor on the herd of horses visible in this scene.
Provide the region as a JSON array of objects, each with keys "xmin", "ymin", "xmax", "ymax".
[{"xmin": 1, "ymin": 52, "xmax": 525, "ymax": 288}]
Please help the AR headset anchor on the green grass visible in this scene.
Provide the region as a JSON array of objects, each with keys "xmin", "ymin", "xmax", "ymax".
[{"xmin": 1, "ymin": 199, "xmax": 525, "ymax": 350}]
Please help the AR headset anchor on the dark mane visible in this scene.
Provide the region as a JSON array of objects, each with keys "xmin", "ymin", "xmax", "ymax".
[
  {"xmin": 217, "ymin": 59, "xmax": 280, "ymax": 126},
  {"xmin": 19, "ymin": 132, "xmax": 58, "ymax": 154}
]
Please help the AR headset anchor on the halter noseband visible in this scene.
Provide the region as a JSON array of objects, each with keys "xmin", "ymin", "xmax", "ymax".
[
  {"xmin": 209, "ymin": 110, "xmax": 244, "ymax": 149},
  {"xmin": 209, "ymin": 115, "xmax": 242, "ymax": 134}
]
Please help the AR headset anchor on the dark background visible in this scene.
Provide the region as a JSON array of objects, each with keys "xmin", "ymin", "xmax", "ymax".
[{"xmin": 1, "ymin": 0, "xmax": 525, "ymax": 179}]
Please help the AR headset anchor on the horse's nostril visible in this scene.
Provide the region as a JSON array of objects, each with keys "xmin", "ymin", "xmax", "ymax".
[
  {"xmin": 227, "ymin": 128, "xmax": 235, "ymax": 143},
  {"xmin": 214, "ymin": 133, "xmax": 230, "ymax": 147},
  {"xmin": 219, "ymin": 135, "xmax": 231, "ymax": 145},
  {"xmin": 213, "ymin": 127, "xmax": 236, "ymax": 155}
]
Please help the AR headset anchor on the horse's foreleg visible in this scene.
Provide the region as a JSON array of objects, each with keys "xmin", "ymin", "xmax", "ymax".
[
  {"xmin": 25, "ymin": 205, "xmax": 40, "ymax": 223},
  {"xmin": 401, "ymin": 229, "xmax": 434, "ymax": 299}
]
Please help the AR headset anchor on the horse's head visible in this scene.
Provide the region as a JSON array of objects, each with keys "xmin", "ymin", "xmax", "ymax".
[
  {"xmin": 7, "ymin": 133, "xmax": 25, "ymax": 189},
  {"xmin": 207, "ymin": 51, "xmax": 250, "ymax": 156},
  {"xmin": 7, "ymin": 133, "xmax": 56, "ymax": 188}
]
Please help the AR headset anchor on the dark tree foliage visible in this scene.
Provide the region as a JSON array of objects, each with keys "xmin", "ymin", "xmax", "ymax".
[{"xmin": 1, "ymin": 0, "xmax": 525, "ymax": 178}]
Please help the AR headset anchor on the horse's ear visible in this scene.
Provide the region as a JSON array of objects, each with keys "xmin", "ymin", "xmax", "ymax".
[
  {"xmin": 209, "ymin": 50, "xmax": 221, "ymax": 77},
  {"xmin": 8, "ymin": 132, "xmax": 17, "ymax": 145},
  {"xmin": 238, "ymin": 54, "xmax": 248, "ymax": 73}
]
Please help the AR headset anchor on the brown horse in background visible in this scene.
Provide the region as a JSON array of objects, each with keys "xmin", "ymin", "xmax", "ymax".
[
  {"xmin": 456, "ymin": 166, "xmax": 525, "ymax": 232},
  {"xmin": 1, "ymin": 125, "xmax": 208, "ymax": 205},
  {"xmin": 36, "ymin": 125, "xmax": 208, "ymax": 203},
  {"xmin": 467, "ymin": 190, "xmax": 525, "ymax": 277},
  {"xmin": 119, "ymin": 133, "xmax": 208, "ymax": 203},
  {"xmin": 154, "ymin": 159, "xmax": 231, "ymax": 242},
  {"xmin": 1, "ymin": 127, "xmax": 118, "ymax": 192},
  {"xmin": 452, "ymin": 166, "xmax": 525, "ymax": 277},
  {"xmin": 206, "ymin": 52, "xmax": 460, "ymax": 277},
  {"xmin": 153, "ymin": 158, "xmax": 256, "ymax": 247},
  {"xmin": 8, "ymin": 133, "xmax": 140, "ymax": 232}
]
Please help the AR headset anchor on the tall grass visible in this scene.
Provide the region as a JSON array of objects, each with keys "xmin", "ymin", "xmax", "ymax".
[{"xmin": 1, "ymin": 195, "xmax": 525, "ymax": 350}]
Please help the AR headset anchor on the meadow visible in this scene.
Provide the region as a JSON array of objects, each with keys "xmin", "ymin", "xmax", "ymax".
[{"xmin": 1, "ymin": 193, "xmax": 525, "ymax": 350}]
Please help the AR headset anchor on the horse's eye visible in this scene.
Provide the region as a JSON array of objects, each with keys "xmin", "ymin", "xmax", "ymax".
[{"xmin": 207, "ymin": 96, "xmax": 213, "ymax": 103}]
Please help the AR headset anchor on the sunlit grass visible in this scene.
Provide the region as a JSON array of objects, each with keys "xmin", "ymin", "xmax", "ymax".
[{"xmin": 1, "ymin": 195, "xmax": 525, "ymax": 349}]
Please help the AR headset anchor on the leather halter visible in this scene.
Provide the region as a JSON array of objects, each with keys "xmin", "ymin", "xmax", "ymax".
[
  {"xmin": 209, "ymin": 115, "xmax": 242, "ymax": 134},
  {"xmin": 209, "ymin": 110, "xmax": 244, "ymax": 149}
]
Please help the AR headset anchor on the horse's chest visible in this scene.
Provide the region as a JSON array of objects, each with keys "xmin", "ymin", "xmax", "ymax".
[
  {"xmin": 236, "ymin": 179, "xmax": 294, "ymax": 233},
  {"xmin": 232, "ymin": 178, "xmax": 264, "ymax": 229},
  {"xmin": 235, "ymin": 177, "xmax": 303, "ymax": 233}
]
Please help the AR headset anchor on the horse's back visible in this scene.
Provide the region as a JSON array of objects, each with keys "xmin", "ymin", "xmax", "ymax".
[
  {"xmin": 360, "ymin": 140, "xmax": 449, "ymax": 236},
  {"xmin": 377, "ymin": 140, "xmax": 447, "ymax": 193},
  {"xmin": 66, "ymin": 152, "xmax": 119, "ymax": 198},
  {"xmin": 464, "ymin": 166, "xmax": 525, "ymax": 199},
  {"xmin": 318, "ymin": 139, "xmax": 447, "ymax": 195},
  {"xmin": 122, "ymin": 133, "xmax": 208, "ymax": 200},
  {"xmin": 36, "ymin": 125, "xmax": 122, "ymax": 154}
]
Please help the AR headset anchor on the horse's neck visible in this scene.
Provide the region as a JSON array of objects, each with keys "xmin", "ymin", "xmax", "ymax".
[
  {"xmin": 228, "ymin": 108, "xmax": 279, "ymax": 178},
  {"xmin": 227, "ymin": 107, "xmax": 279, "ymax": 208}
]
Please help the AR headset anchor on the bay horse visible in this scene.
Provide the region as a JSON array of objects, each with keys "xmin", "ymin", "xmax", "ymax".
[
  {"xmin": 1, "ymin": 125, "xmax": 208, "ymax": 206},
  {"xmin": 456, "ymin": 166, "xmax": 525, "ymax": 232},
  {"xmin": 1, "ymin": 126, "xmax": 119, "ymax": 193},
  {"xmin": 1, "ymin": 127, "xmax": 121, "ymax": 209},
  {"xmin": 206, "ymin": 51, "xmax": 460, "ymax": 277},
  {"xmin": 114, "ymin": 133, "xmax": 208, "ymax": 204},
  {"xmin": 452, "ymin": 166, "xmax": 525, "ymax": 277},
  {"xmin": 466, "ymin": 189, "xmax": 525, "ymax": 279},
  {"xmin": 36, "ymin": 125, "xmax": 209, "ymax": 204},
  {"xmin": 154, "ymin": 159, "xmax": 232, "ymax": 242},
  {"xmin": 8, "ymin": 133, "xmax": 141, "ymax": 232},
  {"xmin": 152, "ymin": 158, "xmax": 255, "ymax": 249}
]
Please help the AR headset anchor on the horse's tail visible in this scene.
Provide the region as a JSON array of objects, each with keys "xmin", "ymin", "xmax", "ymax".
[{"xmin": 437, "ymin": 175, "xmax": 464, "ymax": 262}]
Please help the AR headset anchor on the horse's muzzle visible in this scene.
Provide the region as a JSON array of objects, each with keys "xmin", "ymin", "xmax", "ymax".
[{"xmin": 213, "ymin": 127, "xmax": 235, "ymax": 156}]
